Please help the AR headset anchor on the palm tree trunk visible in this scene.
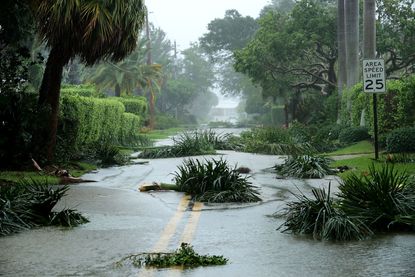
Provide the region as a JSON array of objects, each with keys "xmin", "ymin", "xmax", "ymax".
[
  {"xmin": 38, "ymin": 46, "xmax": 69, "ymax": 162},
  {"xmin": 363, "ymin": 0, "xmax": 376, "ymax": 59},
  {"xmin": 337, "ymin": 0, "xmax": 347, "ymax": 94},
  {"xmin": 344, "ymin": 0, "xmax": 360, "ymax": 88}
]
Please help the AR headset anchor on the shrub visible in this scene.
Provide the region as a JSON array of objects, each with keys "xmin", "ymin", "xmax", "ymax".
[
  {"xmin": 58, "ymin": 95, "xmax": 145, "ymax": 160},
  {"xmin": 0, "ymin": 179, "xmax": 88, "ymax": 236},
  {"xmin": 337, "ymin": 164, "xmax": 415, "ymax": 231},
  {"xmin": 154, "ymin": 114, "xmax": 181, "ymax": 130},
  {"xmin": 385, "ymin": 127, "xmax": 415, "ymax": 153},
  {"xmin": 339, "ymin": 126, "xmax": 370, "ymax": 145},
  {"xmin": 95, "ymin": 144, "xmax": 128, "ymax": 166},
  {"xmin": 173, "ymin": 158, "xmax": 261, "ymax": 203},
  {"xmin": 138, "ymin": 130, "xmax": 238, "ymax": 159},
  {"xmin": 278, "ymin": 186, "xmax": 372, "ymax": 241},
  {"xmin": 115, "ymin": 97, "xmax": 147, "ymax": 117},
  {"xmin": 239, "ymin": 127, "xmax": 314, "ymax": 155},
  {"xmin": 61, "ymin": 84, "xmax": 105, "ymax": 98},
  {"xmin": 275, "ymin": 155, "xmax": 334, "ymax": 179},
  {"xmin": 341, "ymin": 75, "xmax": 415, "ymax": 134}
]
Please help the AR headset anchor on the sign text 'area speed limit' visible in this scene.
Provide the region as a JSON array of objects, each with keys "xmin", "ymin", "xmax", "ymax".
[{"xmin": 363, "ymin": 59, "xmax": 386, "ymax": 93}]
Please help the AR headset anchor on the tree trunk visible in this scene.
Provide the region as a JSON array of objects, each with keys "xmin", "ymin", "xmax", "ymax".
[
  {"xmin": 115, "ymin": 83, "xmax": 121, "ymax": 97},
  {"xmin": 344, "ymin": 0, "xmax": 360, "ymax": 88},
  {"xmin": 38, "ymin": 46, "xmax": 69, "ymax": 162},
  {"xmin": 363, "ymin": 0, "xmax": 376, "ymax": 59},
  {"xmin": 337, "ymin": 0, "xmax": 347, "ymax": 95},
  {"xmin": 284, "ymin": 103, "xmax": 289, "ymax": 128}
]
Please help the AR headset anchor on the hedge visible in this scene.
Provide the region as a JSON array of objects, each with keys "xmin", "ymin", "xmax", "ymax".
[
  {"xmin": 61, "ymin": 84, "xmax": 105, "ymax": 98},
  {"xmin": 385, "ymin": 127, "xmax": 415, "ymax": 153},
  {"xmin": 114, "ymin": 97, "xmax": 148, "ymax": 118},
  {"xmin": 339, "ymin": 126, "xmax": 370, "ymax": 145},
  {"xmin": 341, "ymin": 75, "xmax": 415, "ymax": 134},
  {"xmin": 58, "ymin": 95, "xmax": 143, "ymax": 159}
]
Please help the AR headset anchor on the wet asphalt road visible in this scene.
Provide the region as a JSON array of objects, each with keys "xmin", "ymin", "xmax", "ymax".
[{"xmin": 1, "ymin": 149, "xmax": 414, "ymax": 277}]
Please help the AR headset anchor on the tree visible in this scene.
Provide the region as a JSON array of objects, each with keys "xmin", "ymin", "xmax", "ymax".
[
  {"xmin": 377, "ymin": 0, "xmax": 415, "ymax": 76},
  {"xmin": 344, "ymin": 0, "xmax": 360, "ymax": 88},
  {"xmin": 337, "ymin": 0, "xmax": 347, "ymax": 97},
  {"xmin": 235, "ymin": 1, "xmax": 339, "ymax": 125},
  {"xmin": 199, "ymin": 9, "xmax": 261, "ymax": 117},
  {"xmin": 200, "ymin": 10, "xmax": 258, "ymax": 61},
  {"xmin": 32, "ymin": 0, "xmax": 146, "ymax": 161},
  {"xmin": 85, "ymin": 39, "xmax": 163, "ymax": 97}
]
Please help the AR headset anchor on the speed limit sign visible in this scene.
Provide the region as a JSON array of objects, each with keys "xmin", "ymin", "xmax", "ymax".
[{"xmin": 363, "ymin": 59, "xmax": 386, "ymax": 93}]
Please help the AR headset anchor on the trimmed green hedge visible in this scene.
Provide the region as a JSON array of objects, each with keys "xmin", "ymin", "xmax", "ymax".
[
  {"xmin": 386, "ymin": 127, "xmax": 415, "ymax": 153},
  {"xmin": 61, "ymin": 84, "xmax": 105, "ymax": 98},
  {"xmin": 58, "ymin": 95, "xmax": 144, "ymax": 159},
  {"xmin": 341, "ymin": 75, "xmax": 415, "ymax": 134},
  {"xmin": 339, "ymin": 126, "xmax": 370, "ymax": 145},
  {"xmin": 114, "ymin": 97, "xmax": 147, "ymax": 118}
]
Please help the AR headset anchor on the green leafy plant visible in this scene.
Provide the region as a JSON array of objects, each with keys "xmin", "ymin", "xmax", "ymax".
[
  {"xmin": 138, "ymin": 130, "xmax": 238, "ymax": 159},
  {"xmin": 0, "ymin": 178, "xmax": 88, "ymax": 236},
  {"xmin": 239, "ymin": 127, "xmax": 314, "ymax": 155},
  {"xmin": 116, "ymin": 243, "xmax": 228, "ymax": 268},
  {"xmin": 275, "ymin": 155, "xmax": 334, "ymax": 178},
  {"xmin": 49, "ymin": 209, "xmax": 89, "ymax": 227},
  {"xmin": 337, "ymin": 164, "xmax": 415, "ymax": 231},
  {"xmin": 385, "ymin": 127, "xmax": 415, "ymax": 153},
  {"xmin": 173, "ymin": 158, "xmax": 261, "ymax": 203},
  {"xmin": 339, "ymin": 126, "xmax": 371, "ymax": 145},
  {"xmin": 278, "ymin": 185, "xmax": 373, "ymax": 241},
  {"xmin": 96, "ymin": 144, "xmax": 128, "ymax": 166}
]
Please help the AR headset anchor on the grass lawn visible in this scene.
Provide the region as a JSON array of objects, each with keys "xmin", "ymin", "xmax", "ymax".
[
  {"xmin": 327, "ymin": 140, "xmax": 374, "ymax": 156},
  {"xmin": 329, "ymin": 141, "xmax": 415, "ymax": 177},
  {"xmin": 0, "ymin": 161, "xmax": 97, "ymax": 185},
  {"xmin": 331, "ymin": 155, "xmax": 415, "ymax": 178},
  {"xmin": 0, "ymin": 171, "xmax": 60, "ymax": 185},
  {"xmin": 144, "ymin": 127, "xmax": 185, "ymax": 140}
]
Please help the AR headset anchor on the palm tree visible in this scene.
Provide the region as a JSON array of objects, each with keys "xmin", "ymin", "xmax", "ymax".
[
  {"xmin": 337, "ymin": 0, "xmax": 347, "ymax": 99},
  {"xmin": 344, "ymin": 0, "xmax": 360, "ymax": 88},
  {"xmin": 31, "ymin": 0, "xmax": 146, "ymax": 161}
]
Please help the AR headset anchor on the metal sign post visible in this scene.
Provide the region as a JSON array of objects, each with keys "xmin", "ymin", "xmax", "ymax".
[{"xmin": 363, "ymin": 59, "xmax": 386, "ymax": 160}]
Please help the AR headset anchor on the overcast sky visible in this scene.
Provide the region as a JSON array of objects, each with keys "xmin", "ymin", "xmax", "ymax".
[{"xmin": 146, "ymin": 0, "xmax": 270, "ymax": 50}]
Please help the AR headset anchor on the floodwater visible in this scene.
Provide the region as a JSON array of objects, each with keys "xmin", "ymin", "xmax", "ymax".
[{"xmin": 1, "ymin": 129, "xmax": 414, "ymax": 277}]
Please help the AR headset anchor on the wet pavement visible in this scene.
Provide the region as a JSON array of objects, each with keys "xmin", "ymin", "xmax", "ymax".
[{"xmin": 1, "ymin": 131, "xmax": 414, "ymax": 277}]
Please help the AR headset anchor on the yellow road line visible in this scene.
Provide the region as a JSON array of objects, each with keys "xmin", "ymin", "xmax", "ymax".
[
  {"xmin": 138, "ymin": 197, "xmax": 204, "ymax": 277},
  {"xmin": 167, "ymin": 201, "xmax": 204, "ymax": 277},
  {"xmin": 138, "ymin": 195, "xmax": 190, "ymax": 277},
  {"xmin": 152, "ymin": 195, "xmax": 190, "ymax": 252},
  {"xmin": 180, "ymin": 202, "xmax": 203, "ymax": 244}
]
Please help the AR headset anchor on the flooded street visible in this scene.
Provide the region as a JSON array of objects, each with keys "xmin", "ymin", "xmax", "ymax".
[{"xmin": 1, "ymin": 130, "xmax": 414, "ymax": 277}]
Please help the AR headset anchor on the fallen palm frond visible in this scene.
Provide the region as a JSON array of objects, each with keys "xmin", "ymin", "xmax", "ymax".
[
  {"xmin": 116, "ymin": 243, "xmax": 228, "ymax": 268},
  {"xmin": 278, "ymin": 185, "xmax": 373, "ymax": 241},
  {"xmin": 239, "ymin": 128, "xmax": 315, "ymax": 155},
  {"xmin": 173, "ymin": 158, "xmax": 261, "ymax": 203},
  {"xmin": 275, "ymin": 155, "xmax": 334, "ymax": 178},
  {"xmin": 338, "ymin": 164, "xmax": 415, "ymax": 231},
  {"xmin": 0, "ymin": 178, "xmax": 88, "ymax": 236},
  {"xmin": 138, "ymin": 129, "xmax": 239, "ymax": 159}
]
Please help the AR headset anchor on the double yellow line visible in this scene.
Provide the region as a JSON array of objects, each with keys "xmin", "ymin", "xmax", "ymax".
[{"xmin": 138, "ymin": 195, "xmax": 203, "ymax": 277}]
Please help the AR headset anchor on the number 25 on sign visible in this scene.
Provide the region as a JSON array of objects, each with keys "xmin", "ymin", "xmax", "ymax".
[{"xmin": 363, "ymin": 59, "xmax": 386, "ymax": 93}]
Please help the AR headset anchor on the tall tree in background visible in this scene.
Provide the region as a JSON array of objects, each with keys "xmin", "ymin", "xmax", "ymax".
[
  {"xmin": 85, "ymin": 39, "xmax": 163, "ymax": 97},
  {"xmin": 337, "ymin": 0, "xmax": 347, "ymax": 97},
  {"xmin": 377, "ymin": 0, "xmax": 415, "ymax": 76},
  {"xmin": 32, "ymin": 0, "xmax": 146, "ymax": 161},
  {"xmin": 344, "ymin": 0, "xmax": 360, "ymax": 88}
]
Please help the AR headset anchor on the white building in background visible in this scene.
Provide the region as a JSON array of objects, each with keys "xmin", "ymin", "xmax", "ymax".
[{"xmin": 210, "ymin": 106, "xmax": 239, "ymax": 123}]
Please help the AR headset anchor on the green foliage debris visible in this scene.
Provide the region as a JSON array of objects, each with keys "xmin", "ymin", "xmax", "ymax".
[{"xmin": 116, "ymin": 243, "xmax": 228, "ymax": 268}]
